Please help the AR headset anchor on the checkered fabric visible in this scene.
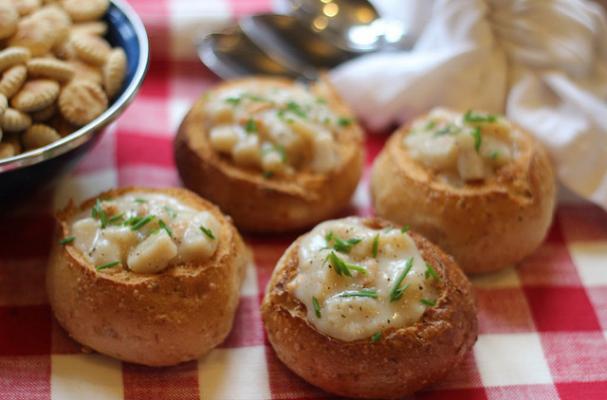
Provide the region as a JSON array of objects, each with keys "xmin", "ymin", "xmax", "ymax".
[{"xmin": 1, "ymin": 0, "xmax": 607, "ymax": 399}]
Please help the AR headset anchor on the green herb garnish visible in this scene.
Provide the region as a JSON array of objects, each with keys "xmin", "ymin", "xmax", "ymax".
[
  {"xmin": 124, "ymin": 215, "xmax": 142, "ymax": 227},
  {"xmin": 326, "ymin": 251, "xmax": 367, "ymax": 277},
  {"xmin": 262, "ymin": 171, "xmax": 274, "ymax": 179},
  {"xmin": 91, "ymin": 199, "xmax": 109, "ymax": 228},
  {"xmin": 464, "ymin": 110, "xmax": 497, "ymax": 123},
  {"xmin": 471, "ymin": 127, "xmax": 482, "ymax": 153},
  {"xmin": 325, "ymin": 231, "xmax": 362, "ymax": 254},
  {"xmin": 424, "ymin": 120, "xmax": 437, "ymax": 130},
  {"xmin": 134, "ymin": 198, "xmax": 147, "ymax": 204},
  {"xmin": 96, "ymin": 261, "xmax": 120, "ymax": 271},
  {"xmin": 400, "ymin": 225, "xmax": 410, "ymax": 234},
  {"xmin": 108, "ymin": 213, "xmax": 125, "ymax": 226},
  {"xmin": 199, "ymin": 225, "xmax": 215, "ymax": 240},
  {"xmin": 158, "ymin": 219, "xmax": 173, "ymax": 238},
  {"xmin": 389, "ymin": 257, "xmax": 414, "ymax": 302},
  {"xmin": 225, "ymin": 97, "xmax": 241, "ymax": 106},
  {"xmin": 372, "ymin": 234, "xmax": 379, "ymax": 258},
  {"xmin": 371, "ymin": 332, "xmax": 382, "ymax": 343},
  {"xmin": 424, "ymin": 263, "xmax": 440, "ymax": 281},
  {"xmin": 59, "ymin": 236, "xmax": 75, "ymax": 245},
  {"xmin": 246, "ymin": 94, "xmax": 265, "ymax": 102},
  {"xmin": 420, "ymin": 298, "xmax": 437, "ymax": 307},
  {"xmin": 490, "ymin": 150, "xmax": 500, "ymax": 160},
  {"xmin": 339, "ymin": 289, "xmax": 378, "ymax": 299},
  {"xmin": 337, "ymin": 117, "xmax": 352, "ymax": 127},
  {"xmin": 433, "ymin": 123, "xmax": 458, "ymax": 136},
  {"xmin": 163, "ymin": 206, "xmax": 177, "ymax": 219},
  {"xmin": 285, "ymin": 101, "xmax": 307, "ymax": 118},
  {"xmin": 130, "ymin": 215, "xmax": 155, "ymax": 231},
  {"xmin": 245, "ymin": 118, "xmax": 257, "ymax": 134},
  {"xmin": 316, "ymin": 97, "xmax": 327, "ymax": 104},
  {"xmin": 312, "ymin": 296, "xmax": 321, "ymax": 318}
]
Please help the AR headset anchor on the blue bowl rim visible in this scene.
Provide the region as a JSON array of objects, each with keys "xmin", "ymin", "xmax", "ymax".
[{"xmin": 0, "ymin": 0, "xmax": 150, "ymax": 172}]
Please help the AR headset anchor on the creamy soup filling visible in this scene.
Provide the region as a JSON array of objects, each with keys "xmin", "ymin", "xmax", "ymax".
[
  {"xmin": 204, "ymin": 83, "xmax": 353, "ymax": 176},
  {"xmin": 404, "ymin": 108, "xmax": 516, "ymax": 183},
  {"xmin": 67, "ymin": 193, "xmax": 220, "ymax": 274},
  {"xmin": 290, "ymin": 218, "xmax": 440, "ymax": 342}
]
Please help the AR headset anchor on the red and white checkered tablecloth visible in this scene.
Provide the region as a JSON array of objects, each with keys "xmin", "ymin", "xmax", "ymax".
[{"xmin": 1, "ymin": 1, "xmax": 607, "ymax": 399}]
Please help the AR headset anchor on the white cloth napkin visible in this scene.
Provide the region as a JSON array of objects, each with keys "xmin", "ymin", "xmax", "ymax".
[{"xmin": 330, "ymin": 0, "xmax": 607, "ymax": 210}]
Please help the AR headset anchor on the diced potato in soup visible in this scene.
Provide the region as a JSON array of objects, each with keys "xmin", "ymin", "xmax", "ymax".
[
  {"xmin": 69, "ymin": 193, "xmax": 220, "ymax": 274},
  {"xmin": 404, "ymin": 108, "xmax": 516, "ymax": 183}
]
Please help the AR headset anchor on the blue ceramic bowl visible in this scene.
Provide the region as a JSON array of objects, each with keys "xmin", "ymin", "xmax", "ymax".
[{"xmin": 0, "ymin": 0, "xmax": 149, "ymax": 204}]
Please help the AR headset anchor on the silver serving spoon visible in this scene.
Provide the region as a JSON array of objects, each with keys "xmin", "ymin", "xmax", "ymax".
[
  {"xmin": 197, "ymin": 26, "xmax": 318, "ymax": 81},
  {"xmin": 198, "ymin": 0, "xmax": 411, "ymax": 79},
  {"xmin": 239, "ymin": 14, "xmax": 356, "ymax": 70},
  {"xmin": 284, "ymin": 0, "xmax": 411, "ymax": 52}
]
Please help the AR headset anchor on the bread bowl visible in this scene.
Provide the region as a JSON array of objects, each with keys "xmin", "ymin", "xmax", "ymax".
[
  {"xmin": 261, "ymin": 216, "xmax": 477, "ymax": 399},
  {"xmin": 174, "ymin": 76, "xmax": 364, "ymax": 233},
  {"xmin": 371, "ymin": 108, "xmax": 556, "ymax": 274},
  {"xmin": 47, "ymin": 187, "xmax": 249, "ymax": 366}
]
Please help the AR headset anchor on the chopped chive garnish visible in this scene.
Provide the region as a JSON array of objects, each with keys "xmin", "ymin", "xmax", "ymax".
[
  {"xmin": 59, "ymin": 236, "xmax": 75, "ymax": 245},
  {"xmin": 130, "ymin": 215, "xmax": 155, "ymax": 231},
  {"xmin": 464, "ymin": 110, "xmax": 497, "ymax": 123},
  {"xmin": 163, "ymin": 206, "xmax": 177, "ymax": 219},
  {"xmin": 124, "ymin": 215, "xmax": 142, "ymax": 227},
  {"xmin": 96, "ymin": 260, "xmax": 120, "ymax": 271},
  {"xmin": 325, "ymin": 231, "xmax": 362, "ymax": 254},
  {"xmin": 158, "ymin": 219, "xmax": 173, "ymax": 238},
  {"xmin": 371, "ymin": 332, "xmax": 382, "ymax": 343},
  {"xmin": 245, "ymin": 118, "xmax": 257, "ymax": 134},
  {"xmin": 326, "ymin": 251, "xmax": 367, "ymax": 277},
  {"xmin": 339, "ymin": 289, "xmax": 378, "ymax": 299},
  {"xmin": 91, "ymin": 199, "xmax": 109, "ymax": 228},
  {"xmin": 285, "ymin": 101, "xmax": 306, "ymax": 118},
  {"xmin": 372, "ymin": 234, "xmax": 379, "ymax": 258},
  {"xmin": 400, "ymin": 225, "xmax": 410, "ymax": 234},
  {"xmin": 471, "ymin": 127, "xmax": 482, "ymax": 153},
  {"xmin": 434, "ymin": 126, "xmax": 450, "ymax": 136},
  {"xmin": 200, "ymin": 225, "xmax": 215, "ymax": 240},
  {"xmin": 134, "ymin": 198, "xmax": 147, "ymax": 204},
  {"xmin": 390, "ymin": 257, "xmax": 414, "ymax": 302},
  {"xmin": 490, "ymin": 150, "xmax": 500, "ymax": 160},
  {"xmin": 225, "ymin": 97, "xmax": 241, "ymax": 105},
  {"xmin": 312, "ymin": 296, "xmax": 321, "ymax": 318},
  {"xmin": 316, "ymin": 97, "xmax": 327, "ymax": 104},
  {"xmin": 424, "ymin": 263, "xmax": 440, "ymax": 281},
  {"xmin": 246, "ymin": 94, "xmax": 265, "ymax": 102},
  {"xmin": 337, "ymin": 117, "xmax": 352, "ymax": 127},
  {"xmin": 424, "ymin": 120, "xmax": 436, "ymax": 130},
  {"xmin": 108, "ymin": 213, "xmax": 124, "ymax": 225},
  {"xmin": 420, "ymin": 298, "xmax": 437, "ymax": 307}
]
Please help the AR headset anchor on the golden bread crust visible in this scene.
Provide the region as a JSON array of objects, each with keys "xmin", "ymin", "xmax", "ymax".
[
  {"xmin": 174, "ymin": 77, "xmax": 364, "ymax": 233},
  {"xmin": 47, "ymin": 187, "xmax": 250, "ymax": 366},
  {"xmin": 261, "ymin": 217, "xmax": 478, "ymax": 399},
  {"xmin": 371, "ymin": 117, "xmax": 556, "ymax": 274}
]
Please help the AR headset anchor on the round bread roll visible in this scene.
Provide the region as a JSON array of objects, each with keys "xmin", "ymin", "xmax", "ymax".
[
  {"xmin": 174, "ymin": 76, "xmax": 364, "ymax": 233},
  {"xmin": 371, "ymin": 108, "xmax": 556, "ymax": 274},
  {"xmin": 261, "ymin": 216, "xmax": 477, "ymax": 399},
  {"xmin": 47, "ymin": 187, "xmax": 250, "ymax": 366}
]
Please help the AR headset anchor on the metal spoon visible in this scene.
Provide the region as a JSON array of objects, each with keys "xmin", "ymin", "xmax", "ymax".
[
  {"xmin": 197, "ymin": 26, "xmax": 317, "ymax": 81},
  {"xmin": 284, "ymin": 0, "xmax": 411, "ymax": 52},
  {"xmin": 198, "ymin": 0, "xmax": 412, "ymax": 79},
  {"xmin": 239, "ymin": 14, "xmax": 356, "ymax": 70}
]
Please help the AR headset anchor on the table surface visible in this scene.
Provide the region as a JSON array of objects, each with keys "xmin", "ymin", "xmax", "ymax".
[{"xmin": 1, "ymin": 1, "xmax": 607, "ymax": 399}]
